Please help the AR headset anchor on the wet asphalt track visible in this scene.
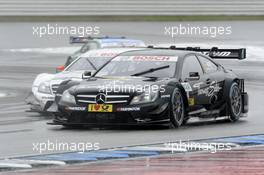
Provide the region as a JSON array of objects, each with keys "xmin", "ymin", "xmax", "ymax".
[{"xmin": 0, "ymin": 21, "xmax": 264, "ymax": 159}]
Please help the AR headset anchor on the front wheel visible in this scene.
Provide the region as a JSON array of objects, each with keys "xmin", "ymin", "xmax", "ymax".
[
  {"xmin": 169, "ymin": 88, "xmax": 186, "ymax": 128},
  {"xmin": 227, "ymin": 82, "xmax": 242, "ymax": 122}
]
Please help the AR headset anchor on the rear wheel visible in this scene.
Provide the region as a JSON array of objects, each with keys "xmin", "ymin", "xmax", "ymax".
[
  {"xmin": 170, "ymin": 88, "xmax": 186, "ymax": 128},
  {"xmin": 227, "ymin": 82, "xmax": 242, "ymax": 122}
]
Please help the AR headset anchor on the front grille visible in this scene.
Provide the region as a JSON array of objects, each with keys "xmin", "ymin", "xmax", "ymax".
[
  {"xmin": 76, "ymin": 94, "xmax": 130, "ymax": 104},
  {"xmin": 51, "ymin": 84, "xmax": 60, "ymax": 94}
]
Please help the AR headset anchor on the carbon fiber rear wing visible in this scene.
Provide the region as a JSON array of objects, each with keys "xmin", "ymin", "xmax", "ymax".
[
  {"xmin": 70, "ymin": 36, "xmax": 126, "ymax": 44},
  {"xmin": 148, "ymin": 46, "xmax": 246, "ymax": 60}
]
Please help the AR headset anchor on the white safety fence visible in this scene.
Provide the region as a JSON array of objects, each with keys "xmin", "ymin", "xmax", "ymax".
[{"xmin": 0, "ymin": 0, "xmax": 264, "ymax": 16}]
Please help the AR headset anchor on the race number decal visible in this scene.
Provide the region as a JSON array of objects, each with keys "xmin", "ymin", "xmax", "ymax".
[
  {"xmin": 88, "ymin": 104, "xmax": 113, "ymax": 112},
  {"xmin": 181, "ymin": 83, "xmax": 192, "ymax": 92}
]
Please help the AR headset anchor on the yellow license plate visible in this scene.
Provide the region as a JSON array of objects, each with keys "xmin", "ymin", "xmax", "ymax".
[{"xmin": 88, "ymin": 104, "xmax": 113, "ymax": 112}]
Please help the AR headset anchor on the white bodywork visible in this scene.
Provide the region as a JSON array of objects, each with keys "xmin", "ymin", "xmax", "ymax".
[{"xmin": 30, "ymin": 48, "xmax": 142, "ymax": 111}]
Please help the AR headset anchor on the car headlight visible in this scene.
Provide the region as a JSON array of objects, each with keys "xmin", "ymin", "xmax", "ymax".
[
  {"xmin": 130, "ymin": 90, "xmax": 159, "ymax": 105},
  {"xmin": 38, "ymin": 82, "xmax": 51, "ymax": 94},
  {"xmin": 61, "ymin": 90, "xmax": 76, "ymax": 104}
]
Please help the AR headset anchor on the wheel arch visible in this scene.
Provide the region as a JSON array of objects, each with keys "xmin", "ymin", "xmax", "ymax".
[
  {"xmin": 167, "ymin": 83, "xmax": 189, "ymax": 127},
  {"xmin": 222, "ymin": 78, "xmax": 242, "ymax": 116},
  {"xmin": 223, "ymin": 78, "xmax": 240, "ymax": 100},
  {"xmin": 173, "ymin": 83, "xmax": 190, "ymax": 112}
]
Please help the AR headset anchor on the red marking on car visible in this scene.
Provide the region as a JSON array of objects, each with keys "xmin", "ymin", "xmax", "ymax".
[
  {"xmin": 132, "ymin": 56, "xmax": 170, "ymax": 61},
  {"xmin": 94, "ymin": 104, "xmax": 100, "ymax": 110}
]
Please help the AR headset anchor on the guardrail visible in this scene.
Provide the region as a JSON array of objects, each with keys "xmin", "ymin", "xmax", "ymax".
[{"xmin": 0, "ymin": 0, "xmax": 264, "ymax": 16}]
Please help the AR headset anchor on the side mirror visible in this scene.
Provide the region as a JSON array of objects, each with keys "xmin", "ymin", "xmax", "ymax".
[
  {"xmin": 82, "ymin": 71, "xmax": 92, "ymax": 79},
  {"xmin": 187, "ymin": 72, "xmax": 200, "ymax": 81},
  {"xmin": 56, "ymin": 65, "xmax": 65, "ymax": 73}
]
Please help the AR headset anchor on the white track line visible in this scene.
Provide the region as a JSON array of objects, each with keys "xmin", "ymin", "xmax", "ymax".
[
  {"xmin": 0, "ymin": 105, "xmax": 29, "ymax": 111},
  {"xmin": 0, "ymin": 162, "xmax": 32, "ymax": 168},
  {"xmin": 0, "ymin": 109, "xmax": 27, "ymax": 115},
  {"xmin": 0, "ymin": 93, "xmax": 7, "ymax": 98},
  {"xmin": 0, "ymin": 102, "xmax": 26, "ymax": 107},
  {"xmin": 10, "ymin": 159, "xmax": 66, "ymax": 166},
  {"xmin": 3, "ymin": 47, "xmax": 79, "ymax": 54}
]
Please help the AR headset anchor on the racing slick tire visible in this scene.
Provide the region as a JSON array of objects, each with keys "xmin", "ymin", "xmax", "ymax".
[
  {"xmin": 169, "ymin": 88, "xmax": 186, "ymax": 128},
  {"xmin": 227, "ymin": 82, "xmax": 242, "ymax": 122}
]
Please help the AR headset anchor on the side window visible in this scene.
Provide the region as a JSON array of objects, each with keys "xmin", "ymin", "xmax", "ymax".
[
  {"xmin": 198, "ymin": 55, "xmax": 218, "ymax": 74},
  {"xmin": 182, "ymin": 55, "xmax": 203, "ymax": 80}
]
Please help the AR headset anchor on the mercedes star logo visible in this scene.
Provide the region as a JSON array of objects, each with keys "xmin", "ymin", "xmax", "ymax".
[{"xmin": 95, "ymin": 93, "xmax": 106, "ymax": 104}]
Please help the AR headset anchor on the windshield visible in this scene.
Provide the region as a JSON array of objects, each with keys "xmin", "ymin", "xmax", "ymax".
[
  {"xmin": 100, "ymin": 40, "xmax": 145, "ymax": 48},
  {"xmin": 80, "ymin": 42, "xmax": 99, "ymax": 53},
  {"xmin": 95, "ymin": 55, "xmax": 177, "ymax": 78},
  {"xmin": 66, "ymin": 57, "xmax": 111, "ymax": 71}
]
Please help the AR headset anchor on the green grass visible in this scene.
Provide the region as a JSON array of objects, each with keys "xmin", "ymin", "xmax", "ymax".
[{"xmin": 1, "ymin": 15, "xmax": 264, "ymax": 22}]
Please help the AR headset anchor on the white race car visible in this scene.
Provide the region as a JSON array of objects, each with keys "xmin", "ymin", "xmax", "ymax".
[
  {"xmin": 27, "ymin": 47, "xmax": 143, "ymax": 113},
  {"xmin": 65, "ymin": 36, "xmax": 146, "ymax": 67}
]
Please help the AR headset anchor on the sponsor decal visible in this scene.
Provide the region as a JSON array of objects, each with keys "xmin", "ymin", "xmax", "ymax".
[
  {"xmin": 188, "ymin": 98, "xmax": 195, "ymax": 106},
  {"xmin": 113, "ymin": 56, "xmax": 178, "ymax": 62},
  {"xmin": 88, "ymin": 104, "xmax": 113, "ymax": 112},
  {"xmin": 116, "ymin": 107, "xmax": 141, "ymax": 112},
  {"xmin": 198, "ymin": 81, "xmax": 222, "ymax": 97},
  {"xmin": 202, "ymin": 51, "xmax": 231, "ymax": 57},
  {"xmin": 193, "ymin": 82, "xmax": 204, "ymax": 89},
  {"xmin": 92, "ymin": 52, "xmax": 117, "ymax": 57},
  {"xmin": 181, "ymin": 82, "xmax": 192, "ymax": 92},
  {"xmin": 161, "ymin": 94, "xmax": 171, "ymax": 98},
  {"xmin": 41, "ymin": 96, "xmax": 54, "ymax": 100},
  {"xmin": 132, "ymin": 56, "xmax": 171, "ymax": 61},
  {"xmin": 133, "ymin": 56, "xmax": 178, "ymax": 62},
  {"xmin": 66, "ymin": 106, "xmax": 86, "ymax": 111}
]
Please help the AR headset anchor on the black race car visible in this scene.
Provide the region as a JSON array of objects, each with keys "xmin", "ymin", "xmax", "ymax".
[{"xmin": 50, "ymin": 46, "xmax": 248, "ymax": 128}]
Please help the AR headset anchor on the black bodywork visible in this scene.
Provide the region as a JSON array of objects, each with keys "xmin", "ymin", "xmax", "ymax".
[{"xmin": 50, "ymin": 47, "xmax": 248, "ymax": 127}]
